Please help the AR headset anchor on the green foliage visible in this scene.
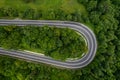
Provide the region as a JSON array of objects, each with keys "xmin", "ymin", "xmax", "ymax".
[
  {"xmin": 0, "ymin": 26, "xmax": 87, "ymax": 61},
  {"xmin": 0, "ymin": 0, "xmax": 120, "ymax": 80}
]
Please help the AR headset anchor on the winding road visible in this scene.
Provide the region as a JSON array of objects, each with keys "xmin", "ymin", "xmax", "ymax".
[{"xmin": 0, "ymin": 19, "xmax": 97, "ymax": 69}]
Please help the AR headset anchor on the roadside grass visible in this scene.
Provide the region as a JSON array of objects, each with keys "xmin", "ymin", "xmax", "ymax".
[
  {"xmin": 0, "ymin": 0, "xmax": 87, "ymax": 15},
  {"xmin": 83, "ymin": 22, "xmax": 95, "ymax": 32}
]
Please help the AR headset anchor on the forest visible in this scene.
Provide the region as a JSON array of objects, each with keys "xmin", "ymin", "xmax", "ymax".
[
  {"xmin": 0, "ymin": 0, "xmax": 120, "ymax": 80},
  {"xmin": 0, "ymin": 26, "xmax": 87, "ymax": 61}
]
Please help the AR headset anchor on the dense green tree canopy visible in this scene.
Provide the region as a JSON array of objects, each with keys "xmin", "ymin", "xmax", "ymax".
[
  {"xmin": 0, "ymin": 0, "xmax": 120, "ymax": 80},
  {"xmin": 0, "ymin": 26, "xmax": 87, "ymax": 61}
]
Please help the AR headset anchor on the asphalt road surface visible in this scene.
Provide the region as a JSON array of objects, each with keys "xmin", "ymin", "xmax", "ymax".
[{"xmin": 0, "ymin": 19, "xmax": 97, "ymax": 69}]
